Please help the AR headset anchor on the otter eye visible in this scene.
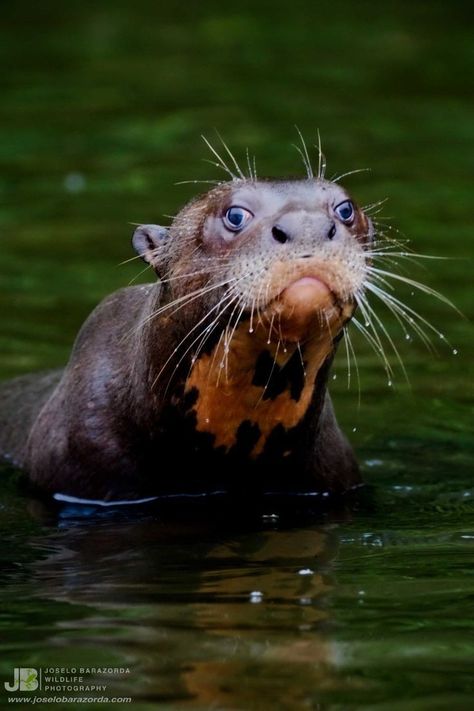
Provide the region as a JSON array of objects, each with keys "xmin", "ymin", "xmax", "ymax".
[
  {"xmin": 334, "ymin": 200, "xmax": 355, "ymax": 224},
  {"xmin": 223, "ymin": 206, "xmax": 253, "ymax": 232}
]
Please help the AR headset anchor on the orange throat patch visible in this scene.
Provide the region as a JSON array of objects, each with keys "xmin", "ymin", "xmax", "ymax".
[{"xmin": 184, "ymin": 305, "xmax": 348, "ymax": 457}]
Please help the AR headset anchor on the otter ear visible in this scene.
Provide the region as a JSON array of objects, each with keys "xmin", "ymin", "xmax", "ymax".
[{"xmin": 132, "ymin": 225, "xmax": 170, "ymax": 268}]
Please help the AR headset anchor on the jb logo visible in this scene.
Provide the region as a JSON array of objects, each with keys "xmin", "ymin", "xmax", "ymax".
[{"xmin": 4, "ymin": 668, "xmax": 39, "ymax": 692}]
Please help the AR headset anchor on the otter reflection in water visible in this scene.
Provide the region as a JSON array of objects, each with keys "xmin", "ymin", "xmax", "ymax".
[{"xmin": 12, "ymin": 497, "xmax": 361, "ymax": 708}]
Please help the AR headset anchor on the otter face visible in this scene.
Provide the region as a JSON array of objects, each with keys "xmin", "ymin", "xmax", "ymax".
[
  {"xmin": 183, "ymin": 179, "xmax": 371, "ymax": 342},
  {"xmin": 133, "ymin": 178, "xmax": 373, "ymax": 343}
]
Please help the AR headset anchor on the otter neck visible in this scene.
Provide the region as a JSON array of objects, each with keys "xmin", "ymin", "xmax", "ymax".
[{"xmin": 182, "ymin": 318, "xmax": 338, "ymax": 458}]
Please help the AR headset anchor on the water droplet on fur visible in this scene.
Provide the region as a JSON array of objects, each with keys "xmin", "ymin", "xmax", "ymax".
[{"xmin": 452, "ymin": 349, "xmax": 458, "ymax": 355}]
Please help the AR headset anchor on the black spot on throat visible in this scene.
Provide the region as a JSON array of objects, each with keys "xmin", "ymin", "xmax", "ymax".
[
  {"xmin": 182, "ymin": 386, "xmax": 199, "ymax": 411},
  {"xmin": 230, "ymin": 420, "xmax": 261, "ymax": 457},
  {"xmin": 252, "ymin": 349, "xmax": 306, "ymax": 402}
]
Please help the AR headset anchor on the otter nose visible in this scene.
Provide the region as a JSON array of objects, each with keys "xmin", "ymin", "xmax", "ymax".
[
  {"xmin": 271, "ymin": 211, "xmax": 335, "ymax": 247},
  {"xmin": 272, "ymin": 225, "xmax": 290, "ymax": 244}
]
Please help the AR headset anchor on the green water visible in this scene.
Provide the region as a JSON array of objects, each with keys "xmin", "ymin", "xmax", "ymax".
[{"xmin": 0, "ymin": 1, "xmax": 473, "ymax": 709}]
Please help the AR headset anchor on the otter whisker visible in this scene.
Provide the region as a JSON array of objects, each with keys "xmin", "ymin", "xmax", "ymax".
[
  {"xmin": 366, "ymin": 266, "xmax": 461, "ymax": 313},
  {"xmin": 162, "ymin": 263, "xmax": 267, "ymax": 390},
  {"xmin": 342, "ymin": 324, "xmax": 352, "ymax": 389},
  {"xmin": 351, "ymin": 315, "xmax": 394, "ymax": 381},
  {"xmin": 331, "ymin": 167, "xmax": 371, "ymax": 183},
  {"xmin": 222, "ymin": 298, "xmax": 248, "ymax": 384},
  {"xmin": 190, "ymin": 292, "xmax": 243, "ymax": 386},
  {"xmin": 254, "ymin": 339, "xmax": 281, "ymax": 408},
  {"xmin": 364, "ymin": 281, "xmax": 448, "ymax": 350},
  {"xmin": 119, "ymin": 253, "xmax": 153, "ymax": 266},
  {"xmin": 175, "ymin": 179, "xmax": 223, "ymax": 186},
  {"xmin": 249, "ymin": 298, "xmax": 256, "ymax": 334},
  {"xmin": 294, "ymin": 125, "xmax": 314, "ymax": 179},
  {"xmin": 207, "ymin": 329, "xmax": 226, "ymax": 385},
  {"xmin": 296, "ymin": 341, "xmax": 306, "ymax": 377},
  {"xmin": 368, "ymin": 250, "xmax": 434, "ymax": 275},
  {"xmin": 343, "ymin": 326, "xmax": 361, "ymax": 407},
  {"xmin": 357, "ymin": 292, "xmax": 410, "ymax": 382},
  {"xmin": 363, "ymin": 284, "xmax": 433, "ymax": 352},
  {"xmin": 203, "ymin": 159, "xmax": 237, "ymax": 179},
  {"xmin": 156, "ymin": 262, "xmax": 233, "ymax": 286},
  {"xmin": 201, "ymin": 135, "xmax": 237, "ymax": 180},
  {"xmin": 163, "ymin": 298, "xmax": 239, "ymax": 396},
  {"xmin": 368, "ymin": 250, "xmax": 450, "ymax": 262},
  {"xmin": 215, "ymin": 131, "xmax": 247, "ymax": 181},
  {"xmin": 155, "ymin": 287, "xmax": 242, "ymax": 393},
  {"xmin": 316, "ymin": 129, "xmax": 327, "ymax": 180},
  {"xmin": 245, "ymin": 148, "xmax": 258, "ymax": 182},
  {"xmin": 127, "ymin": 263, "xmax": 153, "ymax": 286},
  {"xmin": 131, "ymin": 274, "xmax": 243, "ymax": 339},
  {"xmin": 360, "ymin": 280, "xmax": 414, "ymax": 345},
  {"xmin": 353, "ymin": 289, "xmax": 396, "ymax": 378},
  {"xmin": 362, "ymin": 198, "xmax": 389, "ymax": 214}
]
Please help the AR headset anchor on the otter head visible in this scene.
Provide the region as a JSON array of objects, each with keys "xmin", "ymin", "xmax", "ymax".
[{"xmin": 133, "ymin": 178, "xmax": 373, "ymax": 345}]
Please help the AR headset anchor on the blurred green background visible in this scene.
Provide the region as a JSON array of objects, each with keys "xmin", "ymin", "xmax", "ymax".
[{"xmin": 0, "ymin": 1, "xmax": 473, "ymax": 709}]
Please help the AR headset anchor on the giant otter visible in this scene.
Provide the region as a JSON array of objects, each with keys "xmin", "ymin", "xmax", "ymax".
[{"xmin": 0, "ymin": 168, "xmax": 375, "ymax": 502}]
